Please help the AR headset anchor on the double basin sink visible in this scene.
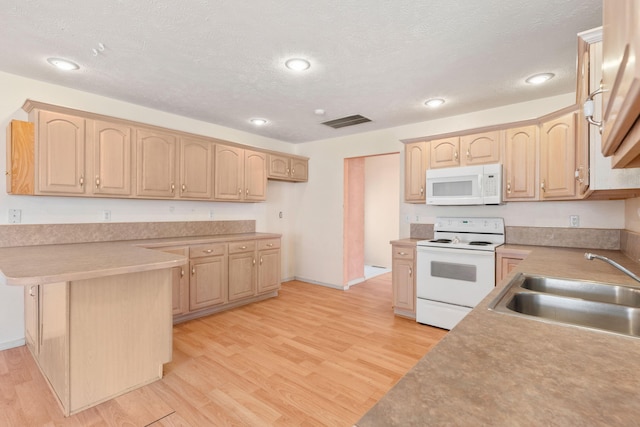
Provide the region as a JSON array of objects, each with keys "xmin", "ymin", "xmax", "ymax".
[{"xmin": 489, "ymin": 273, "xmax": 640, "ymax": 338}]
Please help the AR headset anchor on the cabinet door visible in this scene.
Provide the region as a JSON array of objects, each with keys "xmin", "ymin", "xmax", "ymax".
[
  {"xmin": 179, "ymin": 137, "xmax": 213, "ymax": 199},
  {"xmin": 460, "ymin": 131, "xmax": 501, "ymax": 165},
  {"xmin": 136, "ymin": 129, "xmax": 177, "ymax": 197},
  {"xmin": 504, "ymin": 126, "xmax": 538, "ymax": 200},
  {"xmin": 214, "ymin": 145, "xmax": 243, "ymax": 200},
  {"xmin": 267, "ymin": 154, "xmax": 290, "ymax": 179},
  {"xmin": 290, "ymin": 157, "xmax": 308, "ymax": 181},
  {"xmin": 244, "ymin": 150, "xmax": 267, "ymax": 201},
  {"xmin": 37, "ymin": 110, "xmax": 86, "ymax": 194},
  {"xmin": 540, "ymin": 112, "xmax": 578, "ymax": 199},
  {"xmin": 161, "ymin": 247, "xmax": 189, "ymax": 316},
  {"xmin": 392, "ymin": 258, "xmax": 415, "ymax": 312},
  {"xmin": 189, "ymin": 255, "xmax": 227, "ymax": 311},
  {"xmin": 39, "ymin": 282, "xmax": 69, "ymax": 405},
  {"xmin": 601, "ymin": 0, "xmax": 640, "ymax": 159},
  {"xmin": 257, "ymin": 249, "xmax": 280, "ymax": 293},
  {"xmin": 24, "ymin": 285, "xmax": 39, "ymax": 356},
  {"xmin": 92, "ymin": 120, "xmax": 132, "ymax": 196},
  {"xmin": 429, "ymin": 137, "xmax": 460, "ymax": 169},
  {"xmin": 404, "ymin": 141, "xmax": 428, "ymax": 202},
  {"xmin": 228, "ymin": 251, "xmax": 256, "ymax": 301}
]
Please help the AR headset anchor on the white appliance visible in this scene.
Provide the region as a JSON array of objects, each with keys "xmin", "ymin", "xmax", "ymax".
[
  {"xmin": 426, "ymin": 163, "xmax": 502, "ymax": 206},
  {"xmin": 416, "ymin": 217, "xmax": 505, "ymax": 330}
]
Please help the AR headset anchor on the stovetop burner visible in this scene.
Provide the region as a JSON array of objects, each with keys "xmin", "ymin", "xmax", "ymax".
[
  {"xmin": 429, "ymin": 239, "xmax": 452, "ymax": 243},
  {"xmin": 469, "ymin": 241, "xmax": 492, "ymax": 246}
]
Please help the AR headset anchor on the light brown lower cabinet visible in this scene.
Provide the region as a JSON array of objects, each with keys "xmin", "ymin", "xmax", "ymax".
[
  {"xmin": 391, "ymin": 243, "xmax": 416, "ymax": 318},
  {"xmin": 496, "ymin": 247, "xmax": 531, "ymax": 284},
  {"xmin": 24, "ymin": 270, "xmax": 172, "ymax": 416},
  {"xmin": 156, "ymin": 237, "xmax": 282, "ymax": 323}
]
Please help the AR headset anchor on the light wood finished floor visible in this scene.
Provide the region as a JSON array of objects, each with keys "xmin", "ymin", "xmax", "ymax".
[{"xmin": 0, "ymin": 273, "xmax": 446, "ymax": 426}]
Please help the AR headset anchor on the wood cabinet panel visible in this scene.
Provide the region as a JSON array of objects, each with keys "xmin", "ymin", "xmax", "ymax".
[
  {"xmin": 429, "ymin": 137, "xmax": 460, "ymax": 169},
  {"xmin": 37, "ymin": 111, "xmax": 86, "ymax": 194},
  {"xmin": 91, "ymin": 120, "xmax": 132, "ymax": 196},
  {"xmin": 24, "ymin": 284, "xmax": 39, "ymax": 356},
  {"xmin": 228, "ymin": 251, "xmax": 256, "ymax": 301},
  {"xmin": 268, "ymin": 154, "xmax": 289, "ymax": 179},
  {"xmin": 189, "ymin": 255, "xmax": 227, "ymax": 310},
  {"xmin": 135, "ymin": 129, "xmax": 177, "ymax": 197},
  {"xmin": 179, "ymin": 137, "xmax": 213, "ymax": 199},
  {"xmin": 460, "ymin": 131, "xmax": 501, "ymax": 165},
  {"xmin": 214, "ymin": 145, "xmax": 243, "ymax": 200},
  {"xmin": 540, "ymin": 112, "xmax": 578, "ymax": 199},
  {"xmin": 244, "ymin": 150, "xmax": 267, "ymax": 201},
  {"xmin": 258, "ymin": 249, "xmax": 280, "ymax": 294},
  {"xmin": 267, "ymin": 154, "xmax": 308, "ymax": 182},
  {"xmin": 391, "ymin": 244, "xmax": 416, "ymax": 315},
  {"xmin": 290, "ymin": 157, "xmax": 308, "ymax": 181},
  {"xmin": 6, "ymin": 120, "xmax": 35, "ymax": 195},
  {"xmin": 404, "ymin": 141, "xmax": 428, "ymax": 202},
  {"xmin": 160, "ymin": 247, "xmax": 189, "ymax": 316},
  {"xmin": 504, "ymin": 126, "xmax": 538, "ymax": 200}
]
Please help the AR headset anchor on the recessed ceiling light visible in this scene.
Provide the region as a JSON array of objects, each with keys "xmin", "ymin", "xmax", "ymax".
[
  {"xmin": 525, "ymin": 73, "xmax": 555, "ymax": 85},
  {"xmin": 424, "ymin": 98, "xmax": 445, "ymax": 108},
  {"xmin": 47, "ymin": 57, "xmax": 80, "ymax": 71},
  {"xmin": 250, "ymin": 118, "xmax": 268, "ymax": 126},
  {"xmin": 285, "ymin": 58, "xmax": 311, "ymax": 71}
]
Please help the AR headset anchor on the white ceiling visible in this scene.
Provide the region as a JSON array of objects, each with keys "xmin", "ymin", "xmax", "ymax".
[{"xmin": 1, "ymin": 1, "xmax": 602, "ymax": 143}]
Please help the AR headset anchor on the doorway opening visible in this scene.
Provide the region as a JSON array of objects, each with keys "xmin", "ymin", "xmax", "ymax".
[{"xmin": 343, "ymin": 152, "xmax": 400, "ymax": 287}]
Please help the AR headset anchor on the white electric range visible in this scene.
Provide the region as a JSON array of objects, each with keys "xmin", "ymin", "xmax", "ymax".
[{"xmin": 416, "ymin": 217, "xmax": 505, "ymax": 330}]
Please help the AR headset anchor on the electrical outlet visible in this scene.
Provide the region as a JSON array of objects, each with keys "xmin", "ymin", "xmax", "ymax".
[
  {"xmin": 279, "ymin": 211, "xmax": 283, "ymax": 219},
  {"xmin": 569, "ymin": 215, "xmax": 579, "ymax": 228},
  {"xmin": 101, "ymin": 210, "xmax": 111, "ymax": 221},
  {"xmin": 209, "ymin": 210, "xmax": 215, "ymax": 219},
  {"xmin": 8, "ymin": 209, "xmax": 21, "ymax": 224}
]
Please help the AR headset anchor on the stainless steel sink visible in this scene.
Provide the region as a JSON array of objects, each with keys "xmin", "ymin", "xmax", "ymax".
[{"xmin": 489, "ymin": 273, "xmax": 640, "ymax": 338}]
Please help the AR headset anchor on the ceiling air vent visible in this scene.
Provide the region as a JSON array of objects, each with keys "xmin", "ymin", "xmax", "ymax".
[{"xmin": 321, "ymin": 114, "xmax": 372, "ymax": 129}]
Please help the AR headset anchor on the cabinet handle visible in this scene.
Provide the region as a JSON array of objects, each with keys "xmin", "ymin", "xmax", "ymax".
[
  {"xmin": 238, "ymin": 188, "xmax": 242, "ymax": 195},
  {"xmin": 409, "ymin": 267, "xmax": 413, "ymax": 277},
  {"xmin": 266, "ymin": 243, "xmax": 273, "ymax": 247},
  {"xmin": 507, "ymin": 180, "xmax": 511, "ymax": 194},
  {"xmin": 292, "ymin": 168, "xmax": 295, "ymax": 175},
  {"xmin": 171, "ymin": 183, "xmax": 175, "ymax": 193},
  {"xmin": 29, "ymin": 286, "xmax": 36, "ymax": 297},
  {"xmin": 466, "ymin": 150, "xmax": 471, "ymax": 160},
  {"xmin": 260, "ymin": 257, "xmax": 263, "ymax": 265},
  {"xmin": 454, "ymin": 151, "xmax": 458, "ymax": 161},
  {"xmin": 182, "ymin": 184, "xmax": 186, "ymax": 192},
  {"xmin": 180, "ymin": 268, "xmax": 184, "ymax": 277},
  {"xmin": 246, "ymin": 188, "xmax": 249, "ymax": 196},
  {"xmin": 398, "ymin": 251, "xmax": 408, "ymax": 256},
  {"xmin": 420, "ymin": 186, "xmax": 424, "ymax": 195},
  {"xmin": 252, "ymin": 258, "xmax": 256, "ymax": 266},
  {"xmin": 575, "ymin": 167, "xmax": 584, "ymax": 184},
  {"xmin": 203, "ymin": 249, "xmax": 213, "ymax": 254},
  {"xmin": 95, "ymin": 177, "xmax": 100, "ymax": 188},
  {"xmin": 584, "ymin": 84, "xmax": 605, "ymax": 132},
  {"xmin": 541, "ymin": 180, "xmax": 546, "ymax": 192},
  {"xmin": 286, "ymin": 168, "xmax": 290, "ymax": 175},
  {"xmin": 79, "ymin": 176, "xmax": 84, "ymax": 186},
  {"xmin": 191, "ymin": 267, "xmax": 195, "ymax": 275},
  {"xmin": 240, "ymin": 245, "xmax": 247, "ymax": 249}
]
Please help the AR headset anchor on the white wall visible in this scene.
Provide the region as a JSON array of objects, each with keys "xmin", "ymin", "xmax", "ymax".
[
  {"xmin": 364, "ymin": 154, "xmax": 399, "ymax": 269},
  {"xmin": 0, "ymin": 71, "xmax": 301, "ymax": 349},
  {"xmin": 294, "ymin": 93, "xmax": 627, "ymax": 288}
]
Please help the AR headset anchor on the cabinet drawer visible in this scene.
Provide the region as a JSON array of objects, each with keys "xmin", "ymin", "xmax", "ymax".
[
  {"xmin": 228, "ymin": 241, "xmax": 257, "ymax": 254},
  {"xmin": 257, "ymin": 238, "xmax": 280, "ymax": 251},
  {"xmin": 392, "ymin": 246, "xmax": 415, "ymax": 260},
  {"xmin": 189, "ymin": 243, "xmax": 226, "ymax": 258}
]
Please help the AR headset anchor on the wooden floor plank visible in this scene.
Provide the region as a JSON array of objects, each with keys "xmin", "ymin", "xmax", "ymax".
[{"xmin": 0, "ymin": 273, "xmax": 446, "ymax": 425}]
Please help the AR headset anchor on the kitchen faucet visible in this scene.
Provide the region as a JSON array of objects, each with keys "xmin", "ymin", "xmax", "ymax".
[{"xmin": 584, "ymin": 253, "xmax": 640, "ymax": 283}]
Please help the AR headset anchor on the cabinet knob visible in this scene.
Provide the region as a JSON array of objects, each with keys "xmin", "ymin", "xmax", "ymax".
[
  {"xmin": 575, "ymin": 167, "xmax": 584, "ymax": 184},
  {"xmin": 252, "ymin": 258, "xmax": 256, "ymax": 266},
  {"xmin": 454, "ymin": 151, "xmax": 459, "ymax": 161},
  {"xmin": 266, "ymin": 243, "xmax": 273, "ymax": 247},
  {"xmin": 171, "ymin": 183, "xmax": 175, "ymax": 193},
  {"xmin": 466, "ymin": 150, "xmax": 471, "ymax": 160},
  {"xmin": 204, "ymin": 249, "xmax": 213, "ymax": 253},
  {"xmin": 79, "ymin": 176, "xmax": 84, "ymax": 186},
  {"xmin": 246, "ymin": 188, "xmax": 249, "ymax": 196},
  {"xmin": 191, "ymin": 267, "xmax": 195, "ymax": 275},
  {"xmin": 420, "ymin": 186, "xmax": 424, "ymax": 195},
  {"xmin": 95, "ymin": 177, "xmax": 101, "ymax": 188},
  {"xmin": 238, "ymin": 188, "xmax": 242, "ymax": 195},
  {"xmin": 540, "ymin": 180, "xmax": 546, "ymax": 192},
  {"xmin": 240, "ymin": 245, "xmax": 247, "ymax": 249},
  {"xmin": 409, "ymin": 267, "xmax": 413, "ymax": 277},
  {"xmin": 286, "ymin": 168, "xmax": 290, "ymax": 175},
  {"xmin": 29, "ymin": 286, "xmax": 36, "ymax": 297},
  {"xmin": 506, "ymin": 181, "xmax": 511, "ymax": 194},
  {"xmin": 398, "ymin": 251, "xmax": 408, "ymax": 256},
  {"xmin": 180, "ymin": 268, "xmax": 185, "ymax": 277},
  {"xmin": 182, "ymin": 184, "xmax": 186, "ymax": 192},
  {"xmin": 291, "ymin": 168, "xmax": 295, "ymax": 175},
  {"xmin": 260, "ymin": 257, "xmax": 263, "ymax": 265}
]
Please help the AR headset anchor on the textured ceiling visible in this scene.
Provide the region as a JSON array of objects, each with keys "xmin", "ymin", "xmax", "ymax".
[{"xmin": 0, "ymin": 1, "xmax": 602, "ymax": 143}]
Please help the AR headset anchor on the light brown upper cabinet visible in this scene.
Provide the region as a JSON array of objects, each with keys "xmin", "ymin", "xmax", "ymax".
[
  {"xmin": 503, "ymin": 125, "xmax": 538, "ymax": 201},
  {"xmin": 429, "ymin": 137, "xmax": 460, "ymax": 169},
  {"xmin": 460, "ymin": 131, "xmax": 501, "ymax": 165},
  {"xmin": 267, "ymin": 154, "xmax": 308, "ymax": 182},
  {"xmin": 179, "ymin": 137, "xmax": 213, "ymax": 199},
  {"xmin": 429, "ymin": 131, "xmax": 501, "ymax": 169},
  {"xmin": 214, "ymin": 145, "xmax": 267, "ymax": 201},
  {"xmin": 135, "ymin": 129, "xmax": 177, "ymax": 198},
  {"xmin": 404, "ymin": 141, "xmax": 429, "ymax": 202},
  {"xmin": 90, "ymin": 120, "xmax": 132, "ymax": 196},
  {"xmin": 601, "ymin": 0, "xmax": 640, "ymax": 168},
  {"xmin": 539, "ymin": 111, "xmax": 579, "ymax": 200},
  {"xmin": 37, "ymin": 110, "xmax": 87, "ymax": 195}
]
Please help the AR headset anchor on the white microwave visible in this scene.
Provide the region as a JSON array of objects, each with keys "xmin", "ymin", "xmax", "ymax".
[{"xmin": 426, "ymin": 163, "xmax": 502, "ymax": 205}]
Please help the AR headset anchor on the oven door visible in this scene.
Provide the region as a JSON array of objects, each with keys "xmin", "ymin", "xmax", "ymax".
[{"xmin": 416, "ymin": 246, "xmax": 495, "ymax": 307}]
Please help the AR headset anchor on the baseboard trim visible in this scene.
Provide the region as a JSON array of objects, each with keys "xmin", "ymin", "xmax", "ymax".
[{"xmin": 290, "ymin": 277, "xmax": 347, "ymax": 290}]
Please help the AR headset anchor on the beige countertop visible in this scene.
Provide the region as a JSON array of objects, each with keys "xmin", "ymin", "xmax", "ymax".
[
  {"xmin": 357, "ymin": 246, "xmax": 640, "ymax": 426},
  {"xmin": 0, "ymin": 232, "xmax": 280, "ymax": 286}
]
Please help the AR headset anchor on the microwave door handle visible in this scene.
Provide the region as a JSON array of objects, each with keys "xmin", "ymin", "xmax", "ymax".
[{"xmin": 478, "ymin": 175, "xmax": 483, "ymax": 195}]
